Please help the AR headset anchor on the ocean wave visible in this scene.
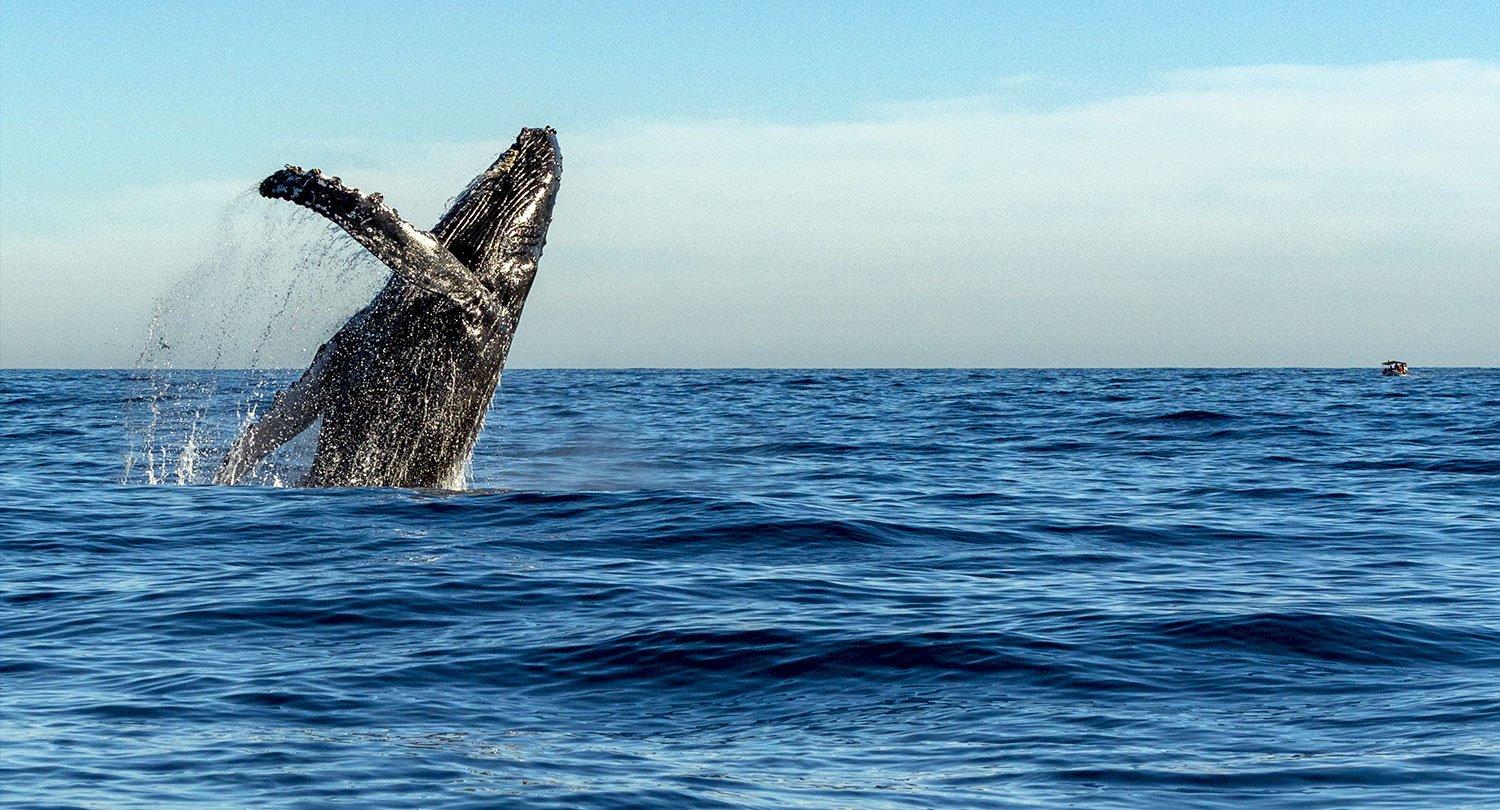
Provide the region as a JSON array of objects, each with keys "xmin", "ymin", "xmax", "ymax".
[
  {"xmin": 1153, "ymin": 612, "xmax": 1499, "ymax": 666},
  {"xmin": 1335, "ymin": 458, "xmax": 1500, "ymax": 475},
  {"xmin": 536, "ymin": 627, "xmax": 1071, "ymax": 683},
  {"xmin": 6, "ymin": 367, "xmax": 1500, "ymax": 808},
  {"xmin": 1150, "ymin": 409, "xmax": 1238, "ymax": 421}
]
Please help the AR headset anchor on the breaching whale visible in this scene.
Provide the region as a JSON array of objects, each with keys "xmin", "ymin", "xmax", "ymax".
[{"xmin": 215, "ymin": 127, "xmax": 562, "ymax": 488}]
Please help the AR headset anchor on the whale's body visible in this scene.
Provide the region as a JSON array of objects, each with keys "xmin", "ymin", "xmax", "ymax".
[{"xmin": 216, "ymin": 127, "xmax": 562, "ymax": 488}]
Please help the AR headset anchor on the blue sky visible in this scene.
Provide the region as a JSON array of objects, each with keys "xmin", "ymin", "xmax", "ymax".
[{"xmin": 2, "ymin": 2, "xmax": 1498, "ymax": 366}]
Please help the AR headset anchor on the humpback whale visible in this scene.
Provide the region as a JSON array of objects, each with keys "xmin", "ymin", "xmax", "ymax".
[{"xmin": 215, "ymin": 127, "xmax": 562, "ymax": 488}]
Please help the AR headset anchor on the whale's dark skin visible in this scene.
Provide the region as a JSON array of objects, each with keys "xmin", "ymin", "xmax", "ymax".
[{"xmin": 216, "ymin": 127, "xmax": 561, "ymax": 488}]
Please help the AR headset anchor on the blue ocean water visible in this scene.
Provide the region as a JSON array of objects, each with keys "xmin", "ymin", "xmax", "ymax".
[{"xmin": 3, "ymin": 367, "xmax": 1498, "ymax": 808}]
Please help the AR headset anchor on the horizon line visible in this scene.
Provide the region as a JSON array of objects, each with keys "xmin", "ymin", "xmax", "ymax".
[{"xmin": 2, "ymin": 365, "xmax": 1487, "ymax": 373}]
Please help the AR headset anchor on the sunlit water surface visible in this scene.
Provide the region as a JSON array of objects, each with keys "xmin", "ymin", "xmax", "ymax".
[{"xmin": 3, "ymin": 368, "xmax": 1498, "ymax": 808}]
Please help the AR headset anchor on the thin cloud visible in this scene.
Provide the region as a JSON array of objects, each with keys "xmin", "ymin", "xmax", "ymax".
[
  {"xmin": 521, "ymin": 59, "xmax": 1498, "ymax": 367},
  {"xmin": 4, "ymin": 61, "xmax": 1495, "ymax": 367}
]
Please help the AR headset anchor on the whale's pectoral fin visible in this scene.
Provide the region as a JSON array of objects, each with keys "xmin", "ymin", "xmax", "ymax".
[
  {"xmin": 215, "ymin": 341, "xmax": 335, "ymax": 485},
  {"xmin": 260, "ymin": 167, "xmax": 496, "ymax": 320}
]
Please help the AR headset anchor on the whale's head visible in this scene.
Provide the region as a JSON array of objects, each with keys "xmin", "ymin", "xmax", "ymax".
[{"xmin": 433, "ymin": 127, "xmax": 561, "ymax": 294}]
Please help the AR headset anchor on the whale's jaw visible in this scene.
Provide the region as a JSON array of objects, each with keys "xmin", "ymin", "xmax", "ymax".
[{"xmin": 434, "ymin": 127, "xmax": 562, "ymax": 296}]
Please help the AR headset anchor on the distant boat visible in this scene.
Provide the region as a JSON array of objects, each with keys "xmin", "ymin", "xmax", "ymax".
[{"xmin": 1381, "ymin": 360, "xmax": 1409, "ymax": 377}]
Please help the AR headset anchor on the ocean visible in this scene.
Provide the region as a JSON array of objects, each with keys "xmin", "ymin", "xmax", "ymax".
[{"xmin": 3, "ymin": 367, "xmax": 1498, "ymax": 808}]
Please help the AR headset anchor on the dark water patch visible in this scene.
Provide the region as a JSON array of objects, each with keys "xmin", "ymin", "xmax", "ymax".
[
  {"xmin": 157, "ymin": 603, "xmax": 456, "ymax": 633},
  {"xmin": 5, "ymin": 589, "xmax": 77, "ymax": 604},
  {"xmin": 909, "ymin": 491, "xmax": 1024, "ymax": 507},
  {"xmin": 1155, "ymin": 612, "xmax": 1499, "ymax": 666},
  {"xmin": 1050, "ymin": 763, "xmax": 1448, "ymax": 789},
  {"xmin": 0, "ymin": 658, "xmax": 102, "ymax": 677},
  {"xmin": 1022, "ymin": 439, "xmax": 1095, "ymax": 453},
  {"xmin": 1150, "ymin": 409, "xmax": 1237, "ymax": 421},
  {"xmin": 1039, "ymin": 521, "xmax": 1268, "ymax": 547},
  {"xmin": 1177, "ymin": 484, "xmax": 1337, "ymax": 501},
  {"xmin": 538, "ymin": 627, "xmax": 1075, "ymax": 686},
  {"xmin": 1335, "ymin": 458, "xmax": 1500, "ymax": 475}
]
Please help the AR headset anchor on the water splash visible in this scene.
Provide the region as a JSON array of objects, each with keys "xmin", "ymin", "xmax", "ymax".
[{"xmin": 125, "ymin": 192, "xmax": 386, "ymax": 485}]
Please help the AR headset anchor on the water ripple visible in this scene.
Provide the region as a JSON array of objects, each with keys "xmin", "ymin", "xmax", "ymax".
[{"xmin": 3, "ymin": 368, "xmax": 1498, "ymax": 808}]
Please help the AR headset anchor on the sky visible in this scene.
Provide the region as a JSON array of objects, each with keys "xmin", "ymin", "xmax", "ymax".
[{"xmin": 2, "ymin": 1, "xmax": 1497, "ymax": 367}]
